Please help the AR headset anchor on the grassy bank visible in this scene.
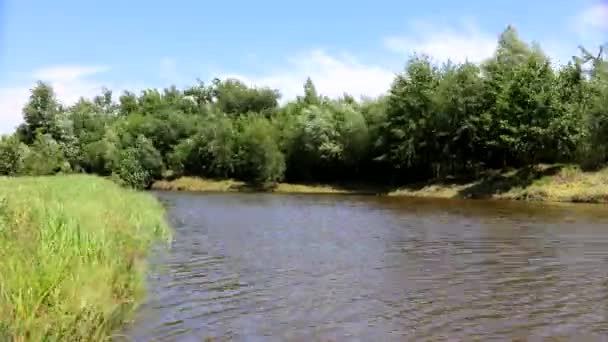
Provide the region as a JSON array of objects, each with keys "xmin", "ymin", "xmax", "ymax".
[
  {"xmin": 0, "ymin": 175, "xmax": 171, "ymax": 341},
  {"xmin": 152, "ymin": 177, "xmax": 356, "ymax": 194},
  {"xmin": 155, "ymin": 165, "xmax": 608, "ymax": 204},
  {"xmin": 389, "ymin": 164, "xmax": 608, "ymax": 203}
]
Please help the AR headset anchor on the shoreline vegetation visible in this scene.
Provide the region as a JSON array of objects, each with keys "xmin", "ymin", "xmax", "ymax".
[
  {"xmin": 153, "ymin": 164, "xmax": 608, "ymax": 204},
  {"xmin": 0, "ymin": 27, "xmax": 607, "ymax": 199},
  {"xmin": 0, "ymin": 175, "xmax": 170, "ymax": 340}
]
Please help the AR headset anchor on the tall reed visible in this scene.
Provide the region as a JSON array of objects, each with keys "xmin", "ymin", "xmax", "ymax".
[{"xmin": 0, "ymin": 175, "xmax": 171, "ymax": 341}]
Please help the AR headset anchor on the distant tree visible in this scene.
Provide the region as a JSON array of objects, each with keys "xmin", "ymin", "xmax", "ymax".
[
  {"xmin": 18, "ymin": 82, "xmax": 61, "ymax": 144},
  {"xmin": 169, "ymin": 115, "xmax": 237, "ymax": 178},
  {"xmin": 3, "ymin": 25, "xmax": 608, "ymax": 188},
  {"xmin": 211, "ymin": 78, "xmax": 280, "ymax": 116},
  {"xmin": 235, "ymin": 115, "xmax": 285, "ymax": 184},
  {"xmin": 119, "ymin": 91, "xmax": 139, "ymax": 116},
  {"xmin": 301, "ymin": 77, "xmax": 320, "ymax": 105},
  {"xmin": 384, "ymin": 55, "xmax": 439, "ymax": 176}
]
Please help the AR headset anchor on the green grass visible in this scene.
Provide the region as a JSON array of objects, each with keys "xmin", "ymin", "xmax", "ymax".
[{"xmin": 0, "ymin": 175, "xmax": 171, "ymax": 341}]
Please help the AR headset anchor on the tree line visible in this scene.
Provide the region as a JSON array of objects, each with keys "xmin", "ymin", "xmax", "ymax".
[{"xmin": 1, "ymin": 26, "xmax": 607, "ymax": 189}]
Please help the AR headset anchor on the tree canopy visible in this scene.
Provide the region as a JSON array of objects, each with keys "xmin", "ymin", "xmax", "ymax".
[{"xmin": 2, "ymin": 26, "xmax": 607, "ymax": 189}]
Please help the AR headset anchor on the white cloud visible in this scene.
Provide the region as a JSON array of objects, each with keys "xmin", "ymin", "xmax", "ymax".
[
  {"xmin": 0, "ymin": 65, "xmax": 110, "ymax": 134},
  {"xmin": 383, "ymin": 20, "xmax": 497, "ymax": 64},
  {"xmin": 32, "ymin": 65, "xmax": 109, "ymax": 82},
  {"xmin": 0, "ymin": 86, "xmax": 30, "ymax": 135},
  {"xmin": 221, "ymin": 49, "xmax": 395, "ymax": 101},
  {"xmin": 542, "ymin": 40, "xmax": 579, "ymax": 67},
  {"xmin": 576, "ymin": 3, "xmax": 608, "ymax": 32},
  {"xmin": 222, "ymin": 21, "xmax": 500, "ymax": 100},
  {"xmin": 4, "ymin": 15, "xmax": 592, "ymax": 135}
]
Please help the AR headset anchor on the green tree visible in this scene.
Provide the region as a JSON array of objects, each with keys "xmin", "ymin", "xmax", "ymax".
[
  {"xmin": 115, "ymin": 135, "xmax": 163, "ymax": 189},
  {"xmin": 577, "ymin": 45, "xmax": 608, "ymax": 168},
  {"xmin": 384, "ymin": 55, "xmax": 440, "ymax": 177},
  {"xmin": 169, "ymin": 115, "xmax": 237, "ymax": 178},
  {"xmin": 330, "ymin": 101, "xmax": 369, "ymax": 170},
  {"xmin": 18, "ymin": 82, "xmax": 61, "ymax": 144},
  {"xmin": 3, "ymin": 28, "xmax": 608, "ymax": 189},
  {"xmin": 211, "ymin": 78, "xmax": 280, "ymax": 116},
  {"xmin": 433, "ymin": 61, "xmax": 485, "ymax": 175},
  {"xmin": 119, "ymin": 91, "xmax": 139, "ymax": 116},
  {"xmin": 300, "ymin": 77, "xmax": 320, "ymax": 105},
  {"xmin": 235, "ymin": 116, "xmax": 285, "ymax": 184}
]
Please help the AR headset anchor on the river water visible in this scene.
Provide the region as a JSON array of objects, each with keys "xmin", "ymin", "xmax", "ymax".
[{"xmin": 123, "ymin": 192, "xmax": 608, "ymax": 341}]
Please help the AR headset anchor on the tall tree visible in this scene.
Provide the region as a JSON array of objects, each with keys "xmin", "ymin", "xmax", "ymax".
[
  {"xmin": 384, "ymin": 55, "xmax": 439, "ymax": 176},
  {"xmin": 18, "ymin": 82, "xmax": 61, "ymax": 144}
]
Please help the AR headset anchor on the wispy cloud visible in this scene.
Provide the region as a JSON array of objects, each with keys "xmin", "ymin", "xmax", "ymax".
[
  {"xmin": 3, "ymin": 12, "xmax": 596, "ymax": 135},
  {"xmin": 0, "ymin": 65, "xmax": 111, "ymax": 134},
  {"xmin": 222, "ymin": 49, "xmax": 395, "ymax": 101},
  {"xmin": 32, "ymin": 65, "xmax": 110, "ymax": 82},
  {"xmin": 576, "ymin": 3, "xmax": 608, "ymax": 32},
  {"xmin": 383, "ymin": 20, "xmax": 497, "ymax": 64},
  {"xmin": 571, "ymin": 2, "xmax": 608, "ymax": 52},
  {"xmin": 225, "ymin": 20, "xmax": 501, "ymax": 100},
  {"xmin": 0, "ymin": 86, "xmax": 30, "ymax": 135}
]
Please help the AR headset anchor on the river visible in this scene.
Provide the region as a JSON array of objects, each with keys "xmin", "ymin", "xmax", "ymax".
[{"xmin": 122, "ymin": 192, "xmax": 608, "ymax": 341}]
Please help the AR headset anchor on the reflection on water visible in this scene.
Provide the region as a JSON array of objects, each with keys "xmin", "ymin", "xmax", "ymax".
[{"xmin": 123, "ymin": 193, "xmax": 608, "ymax": 341}]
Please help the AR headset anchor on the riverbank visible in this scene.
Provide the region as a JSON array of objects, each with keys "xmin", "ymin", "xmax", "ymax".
[
  {"xmin": 152, "ymin": 177, "xmax": 376, "ymax": 194},
  {"xmin": 0, "ymin": 175, "xmax": 171, "ymax": 340},
  {"xmin": 153, "ymin": 165, "xmax": 608, "ymax": 204},
  {"xmin": 389, "ymin": 164, "xmax": 608, "ymax": 203}
]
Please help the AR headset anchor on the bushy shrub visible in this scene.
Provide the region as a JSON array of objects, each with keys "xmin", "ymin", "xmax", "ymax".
[{"xmin": 0, "ymin": 135, "xmax": 29, "ymax": 175}]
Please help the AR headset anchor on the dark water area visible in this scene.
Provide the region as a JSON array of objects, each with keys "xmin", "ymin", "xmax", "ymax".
[{"xmin": 123, "ymin": 192, "xmax": 608, "ymax": 341}]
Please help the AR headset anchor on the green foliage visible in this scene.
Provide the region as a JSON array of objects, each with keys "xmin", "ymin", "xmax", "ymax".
[
  {"xmin": 432, "ymin": 62, "xmax": 485, "ymax": 174},
  {"xmin": 0, "ymin": 135, "xmax": 29, "ymax": 175},
  {"xmin": 18, "ymin": 82, "xmax": 61, "ymax": 144},
  {"xmin": 578, "ymin": 62, "xmax": 608, "ymax": 169},
  {"xmin": 281, "ymin": 95, "xmax": 370, "ymax": 181},
  {"xmin": 235, "ymin": 115, "xmax": 285, "ymax": 184},
  {"xmin": 169, "ymin": 115, "xmax": 238, "ymax": 179},
  {"xmin": 6, "ymin": 29, "xmax": 608, "ymax": 187},
  {"xmin": 119, "ymin": 90, "xmax": 139, "ymax": 116},
  {"xmin": 330, "ymin": 101, "xmax": 370, "ymax": 167},
  {"xmin": 69, "ymin": 98, "xmax": 108, "ymax": 144},
  {"xmin": 211, "ymin": 78, "xmax": 280, "ymax": 116},
  {"xmin": 115, "ymin": 135, "xmax": 164, "ymax": 189},
  {"xmin": 22, "ymin": 133, "xmax": 70, "ymax": 175},
  {"xmin": 301, "ymin": 77, "xmax": 320, "ymax": 105},
  {"xmin": 115, "ymin": 149, "xmax": 151, "ymax": 189},
  {"xmin": 80, "ymin": 139, "xmax": 114, "ymax": 175},
  {"xmin": 385, "ymin": 55, "xmax": 440, "ymax": 173}
]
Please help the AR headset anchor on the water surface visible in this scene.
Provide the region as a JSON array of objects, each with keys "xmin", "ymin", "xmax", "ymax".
[{"xmin": 125, "ymin": 192, "xmax": 608, "ymax": 341}]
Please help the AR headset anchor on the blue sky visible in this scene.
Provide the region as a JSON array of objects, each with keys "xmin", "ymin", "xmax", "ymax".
[{"xmin": 1, "ymin": 0, "xmax": 607, "ymax": 133}]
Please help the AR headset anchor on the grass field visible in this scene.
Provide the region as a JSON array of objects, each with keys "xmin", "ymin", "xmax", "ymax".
[{"xmin": 0, "ymin": 175, "xmax": 171, "ymax": 341}]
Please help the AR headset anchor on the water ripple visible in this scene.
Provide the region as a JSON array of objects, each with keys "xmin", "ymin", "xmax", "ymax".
[{"xmin": 121, "ymin": 193, "xmax": 608, "ymax": 341}]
